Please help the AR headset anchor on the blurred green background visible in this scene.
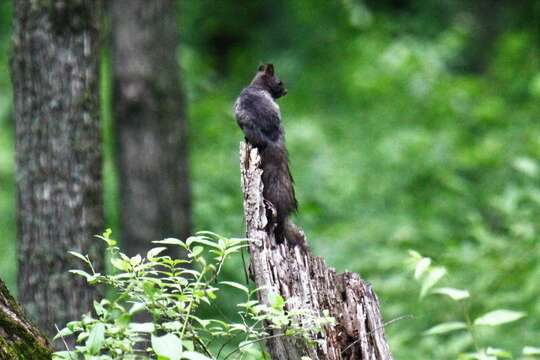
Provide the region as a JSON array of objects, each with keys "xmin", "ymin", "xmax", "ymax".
[{"xmin": 1, "ymin": 1, "xmax": 540, "ymax": 358}]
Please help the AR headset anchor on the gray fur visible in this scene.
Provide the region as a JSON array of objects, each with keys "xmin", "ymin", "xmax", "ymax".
[{"xmin": 234, "ymin": 64, "xmax": 304, "ymax": 247}]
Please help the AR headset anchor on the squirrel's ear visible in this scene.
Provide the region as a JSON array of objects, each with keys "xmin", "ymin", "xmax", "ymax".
[
  {"xmin": 265, "ymin": 64, "xmax": 275, "ymax": 75},
  {"xmin": 257, "ymin": 64, "xmax": 266, "ymax": 72}
]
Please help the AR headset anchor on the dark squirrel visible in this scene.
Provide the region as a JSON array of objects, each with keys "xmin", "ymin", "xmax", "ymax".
[{"xmin": 234, "ymin": 64, "xmax": 305, "ymax": 249}]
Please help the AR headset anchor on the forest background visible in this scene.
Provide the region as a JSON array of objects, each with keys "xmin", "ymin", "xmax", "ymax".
[{"xmin": 1, "ymin": 1, "xmax": 539, "ymax": 358}]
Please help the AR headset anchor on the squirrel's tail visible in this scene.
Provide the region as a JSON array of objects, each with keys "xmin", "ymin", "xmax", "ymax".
[
  {"xmin": 275, "ymin": 217, "xmax": 308, "ymax": 251},
  {"xmin": 260, "ymin": 142, "xmax": 305, "ymax": 250}
]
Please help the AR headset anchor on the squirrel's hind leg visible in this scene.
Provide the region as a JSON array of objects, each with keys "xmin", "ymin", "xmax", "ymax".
[{"xmin": 263, "ymin": 199, "xmax": 285, "ymax": 244}]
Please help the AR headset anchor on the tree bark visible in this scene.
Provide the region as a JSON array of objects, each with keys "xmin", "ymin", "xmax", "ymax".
[
  {"xmin": 10, "ymin": 0, "xmax": 103, "ymax": 338},
  {"xmin": 459, "ymin": 0, "xmax": 503, "ymax": 73},
  {"xmin": 240, "ymin": 142, "xmax": 393, "ymax": 360},
  {"xmin": 0, "ymin": 278, "xmax": 52, "ymax": 360},
  {"xmin": 111, "ymin": 0, "xmax": 191, "ymax": 257}
]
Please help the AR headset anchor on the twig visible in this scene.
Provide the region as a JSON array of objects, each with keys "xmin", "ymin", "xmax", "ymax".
[
  {"xmin": 341, "ymin": 315, "xmax": 413, "ymax": 354},
  {"xmin": 222, "ymin": 334, "xmax": 287, "ymax": 360},
  {"xmin": 54, "ymin": 324, "xmax": 75, "ymax": 359},
  {"xmin": 241, "ymin": 247, "xmax": 249, "ymax": 284},
  {"xmin": 216, "ymin": 332, "xmax": 242, "ymax": 358}
]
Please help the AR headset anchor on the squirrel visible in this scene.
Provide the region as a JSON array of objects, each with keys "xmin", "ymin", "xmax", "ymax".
[{"xmin": 234, "ymin": 64, "xmax": 306, "ymax": 249}]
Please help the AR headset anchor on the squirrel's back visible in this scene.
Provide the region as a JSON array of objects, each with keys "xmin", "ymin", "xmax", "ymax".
[{"xmin": 234, "ymin": 64, "xmax": 305, "ymax": 248}]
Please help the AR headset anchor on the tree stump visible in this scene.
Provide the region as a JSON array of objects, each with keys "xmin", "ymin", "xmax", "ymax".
[
  {"xmin": 0, "ymin": 279, "xmax": 52, "ymax": 360},
  {"xmin": 239, "ymin": 142, "xmax": 393, "ymax": 360}
]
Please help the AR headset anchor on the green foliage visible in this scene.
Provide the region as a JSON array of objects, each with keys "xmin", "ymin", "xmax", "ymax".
[
  {"xmin": 0, "ymin": 0, "xmax": 15, "ymax": 294},
  {"xmin": 53, "ymin": 230, "xmax": 333, "ymax": 359},
  {"xmin": 178, "ymin": 3, "xmax": 540, "ymax": 357},
  {"xmin": 409, "ymin": 251, "xmax": 536, "ymax": 360},
  {"xmin": 0, "ymin": 0, "xmax": 539, "ymax": 358}
]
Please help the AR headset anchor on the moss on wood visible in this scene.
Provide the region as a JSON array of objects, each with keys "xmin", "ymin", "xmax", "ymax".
[{"xmin": 0, "ymin": 279, "xmax": 52, "ymax": 360}]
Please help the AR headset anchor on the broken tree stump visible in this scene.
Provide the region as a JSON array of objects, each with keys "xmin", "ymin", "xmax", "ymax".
[
  {"xmin": 0, "ymin": 278, "xmax": 52, "ymax": 360},
  {"xmin": 239, "ymin": 142, "xmax": 393, "ymax": 360}
]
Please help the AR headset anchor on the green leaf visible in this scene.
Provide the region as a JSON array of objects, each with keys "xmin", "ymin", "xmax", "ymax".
[
  {"xmin": 458, "ymin": 350, "xmax": 497, "ymax": 360},
  {"xmin": 239, "ymin": 341, "xmax": 262, "ymax": 356},
  {"xmin": 182, "ymin": 351, "xmax": 212, "ymax": 360},
  {"xmin": 162, "ymin": 321, "xmax": 183, "ymax": 331},
  {"xmin": 143, "ymin": 281, "xmax": 157, "ymax": 297},
  {"xmin": 53, "ymin": 327, "xmax": 73, "ymax": 340},
  {"xmin": 103, "ymin": 228, "xmax": 112, "ymax": 238},
  {"xmin": 68, "ymin": 251, "xmax": 89, "ymax": 264},
  {"xmin": 485, "ymin": 347, "xmax": 511, "ymax": 358},
  {"xmin": 86, "ymin": 323, "xmax": 105, "ymax": 355},
  {"xmin": 153, "ymin": 238, "xmax": 185, "ymax": 246},
  {"xmin": 408, "ymin": 250, "xmax": 422, "ymax": 260},
  {"xmin": 431, "ymin": 287, "xmax": 470, "ymax": 301},
  {"xmin": 151, "ymin": 334, "xmax": 183, "ymax": 360},
  {"xmin": 68, "ymin": 269, "xmax": 95, "ymax": 281},
  {"xmin": 93, "ymin": 300, "xmax": 105, "ymax": 316},
  {"xmin": 182, "ymin": 340, "xmax": 195, "ymax": 352},
  {"xmin": 423, "ymin": 321, "xmax": 467, "ymax": 335},
  {"xmin": 76, "ymin": 331, "xmax": 89, "ymax": 343},
  {"xmin": 116, "ymin": 313, "xmax": 131, "ymax": 328},
  {"xmin": 513, "ymin": 157, "xmax": 538, "ymax": 177},
  {"xmin": 474, "ymin": 309, "xmax": 526, "ymax": 326},
  {"xmin": 268, "ymin": 292, "xmax": 285, "ymax": 310},
  {"xmin": 187, "ymin": 237, "xmax": 221, "ymax": 249},
  {"xmin": 147, "ymin": 247, "xmax": 168, "ymax": 259},
  {"xmin": 523, "ymin": 346, "xmax": 540, "ymax": 355},
  {"xmin": 95, "ymin": 229, "xmax": 116, "ymax": 246},
  {"xmin": 191, "ymin": 316, "xmax": 211, "ymax": 328},
  {"xmin": 420, "ymin": 266, "xmax": 446, "ymax": 298},
  {"xmin": 128, "ymin": 322, "xmax": 154, "ymax": 333},
  {"xmin": 220, "ymin": 281, "xmax": 249, "ymax": 294},
  {"xmin": 128, "ymin": 302, "xmax": 146, "ymax": 315},
  {"xmin": 190, "ymin": 246, "xmax": 204, "ymax": 257},
  {"xmin": 414, "ymin": 257, "xmax": 431, "ymax": 279},
  {"xmin": 110, "ymin": 257, "xmax": 127, "ymax": 271},
  {"xmin": 130, "ymin": 254, "xmax": 142, "ymax": 266},
  {"xmin": 52, "ymin": 351, "xmax": 77, "ymax": 360}
]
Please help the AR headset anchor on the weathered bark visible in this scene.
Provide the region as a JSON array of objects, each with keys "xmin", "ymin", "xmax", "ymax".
[
  {"xmin": 240, "ymin": 142, "xmax": 393, "ymax": 360},
  {"xmin": 10, "ymin": 0, "xmax": 103, "ymax": 338},
  {"xmin": 0, "ymin": 278, "xmax": 52, "ymax": 360},
  {"xmin": 111, "ymin": 0, "xmax": 191, "ymax": 257}
]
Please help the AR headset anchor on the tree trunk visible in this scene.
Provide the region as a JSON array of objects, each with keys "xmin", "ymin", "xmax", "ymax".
[
  {"xmin": 0, "ymin": 278, "xmax": 52, "ymax": 360},
  {"xmin": 111, "ymin": 0, "xmax": 191, "ymax": 257},
  {"xmin": 460, "ymin": 0, "xmax": 503, "ymax": 73},
  {"xmin": 10, "ymin": 0, "xmax": 103, "ymax": 338},
  {"xmin": 240, "ymin": 143, "xmax": 393, "ymax": 360}
]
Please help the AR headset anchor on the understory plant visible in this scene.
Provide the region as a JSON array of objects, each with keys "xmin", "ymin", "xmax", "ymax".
[
  {"xmin": 409, "ymin": 251, "xmax": 540, "ymax": 360},
  {"xmin": 53, "ymin": 230, "xmax": 333, "ymax": 360}
]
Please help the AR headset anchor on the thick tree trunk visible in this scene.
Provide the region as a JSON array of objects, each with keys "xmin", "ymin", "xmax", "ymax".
[
  {"xmin": 111, "ymin": 0, "xmax": 191, "ymax": 257},
  {"xmin": 240, "ymin": 143, "xmax": 393, "ymax": 360},
  {"xmin": 10, "ymin": 0, "xmax": 103, "ymax": 338},
  {"xmin": 0, "ymin": 278, "xmax": 52, "ymax": 360}
]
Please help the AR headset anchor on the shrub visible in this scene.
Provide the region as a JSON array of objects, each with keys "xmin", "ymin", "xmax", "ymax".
[{"xmin": 53, "ymin": 230, "xmax": 333, "ymax": 360}]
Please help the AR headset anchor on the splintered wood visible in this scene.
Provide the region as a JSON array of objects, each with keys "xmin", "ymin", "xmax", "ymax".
[{"xmin": 240, "ymin": 142, "xmax": 393, "ymax": 360}]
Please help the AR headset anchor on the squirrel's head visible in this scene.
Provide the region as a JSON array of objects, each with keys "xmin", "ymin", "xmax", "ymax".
[{"xmin": 251, "ymin": 63, "xmax": 287, "ymax": 99}]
